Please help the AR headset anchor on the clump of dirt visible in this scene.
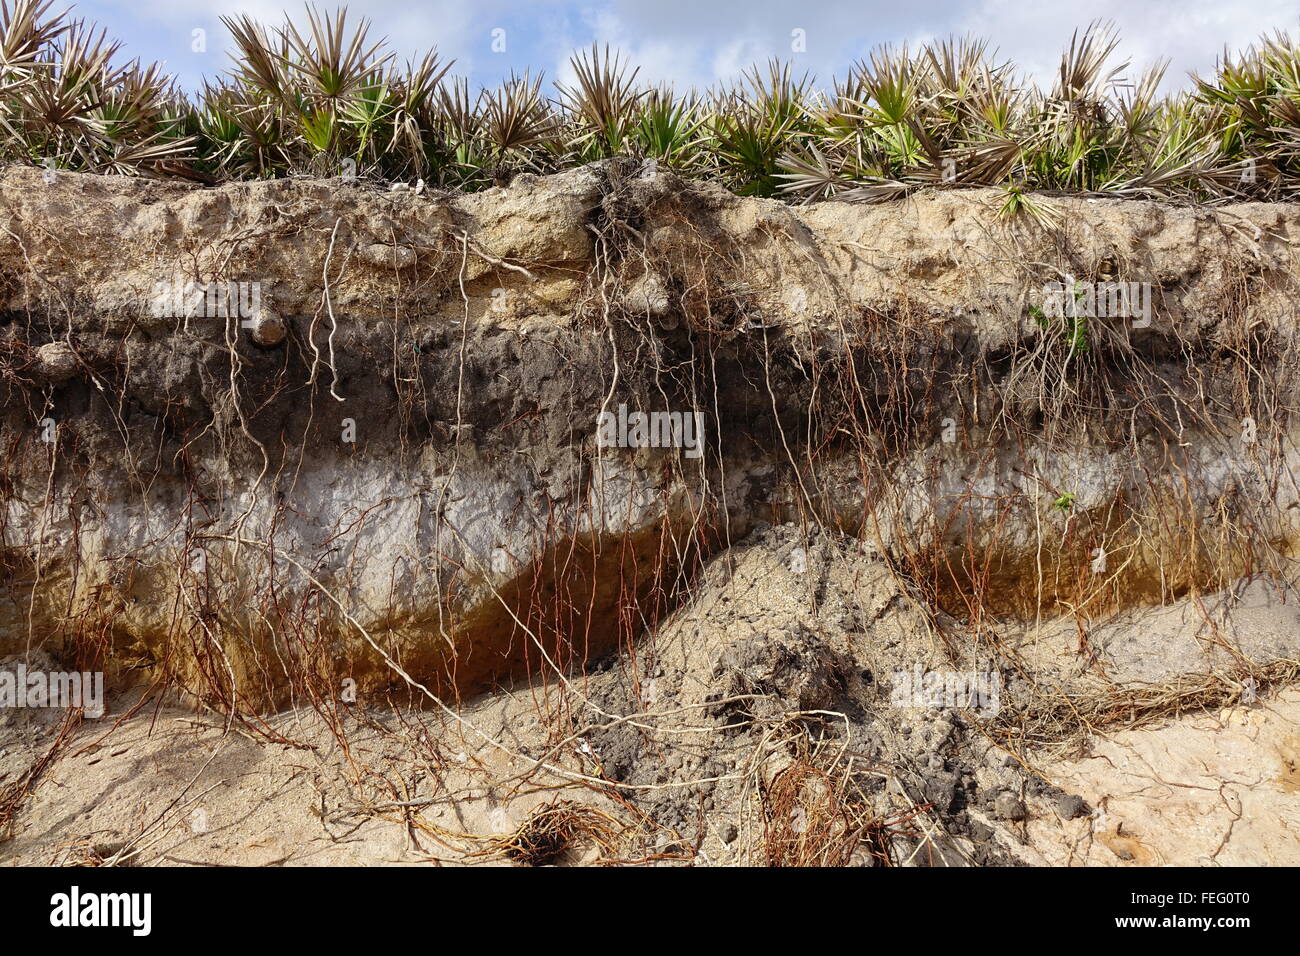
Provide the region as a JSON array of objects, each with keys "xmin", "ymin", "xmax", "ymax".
[{"xmin": 494, "ymin": 800, "xmax": 625, "ymax": 866}]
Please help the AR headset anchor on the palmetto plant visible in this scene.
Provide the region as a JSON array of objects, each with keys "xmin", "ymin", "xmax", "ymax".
[
  {"xmin": 1194, "ymin": 30, "xmax": 1300, "ymax": 199},
  {"xmin": 0, "ymin": 0, "xmax": 65, "ymax": 95},
  {"xmin": 11, "ymin": 19, "xmax": 122, "ymax": 166},
  {"xmin": 382, "ymin": 51, "xmax": 451, "ymax": 178},
  {"xmin": 221, "ymin": 6, "xmax": 394, "ymax": 171},
  {"xmin": 559, "ymin": 44, "xmax": 643, "ymax": 160},
  {"xmin": 2, "ymin": 4, "xmax": 1298, "ymax": 204},
  {"xmin": 712, "ymin": 60, "xmax": 812, "ymax": 196},
  {"xmin": 479, "ymin": 71, "xmax": 560, "ymax": 171},
  {"xmin": 435, "ymin": 76, "xmax": 488, "ymax": 186},
  {"xmin": 634, "ymin": 87, "xmax": 706, "ymax": 169},
  {"xmin": 1, "ymin": 5, "xmax": 196, "ymax": 174}
]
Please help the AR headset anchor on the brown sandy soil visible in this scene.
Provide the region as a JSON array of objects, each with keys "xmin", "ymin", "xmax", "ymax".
[
  {"xmin": 1020, "ymin": 689, "xmax": 1300, "ymax": 866},
  {"xmin": 3, "ymin": 528, "xmax": 1298, "ymax": 866},
  {"xmin": 3, "ymin": 687, "xmax": 1297, "ymax": 867}
]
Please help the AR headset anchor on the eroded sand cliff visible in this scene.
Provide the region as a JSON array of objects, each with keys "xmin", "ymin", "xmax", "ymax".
[{"xmin": 1, "ymin": 162, "xmax": 1298, "ymax": 864}]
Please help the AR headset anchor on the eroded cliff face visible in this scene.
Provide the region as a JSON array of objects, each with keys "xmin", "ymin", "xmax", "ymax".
[{"xmin": 1, "ymin": 160, "xmax": 1299, "ymax": 709}]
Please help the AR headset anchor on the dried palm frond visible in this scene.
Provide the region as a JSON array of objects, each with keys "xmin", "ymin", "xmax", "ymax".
[{"xmin": 0, "ymin": 0, "xmax": 66, "ymax": 91}]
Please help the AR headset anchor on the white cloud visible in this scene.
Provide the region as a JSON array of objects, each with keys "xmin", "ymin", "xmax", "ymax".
[
  {"xmin": 77, "ymin": 0, "xmax": 1300, "ymax": 92},
  {"xmin": 955, "ymin": 0, "xmax": 1300, "ymax": 90}
]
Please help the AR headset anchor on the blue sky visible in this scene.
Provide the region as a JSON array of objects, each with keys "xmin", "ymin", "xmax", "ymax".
[{"xmin": 72, "ymin": 0, "xmax": 1300, "ymax": 95}]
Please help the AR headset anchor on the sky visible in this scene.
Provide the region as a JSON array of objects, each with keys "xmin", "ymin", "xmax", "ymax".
[{"xmin": 70, "ymin": 0, "xmax": 1300, "ymax": 95}]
